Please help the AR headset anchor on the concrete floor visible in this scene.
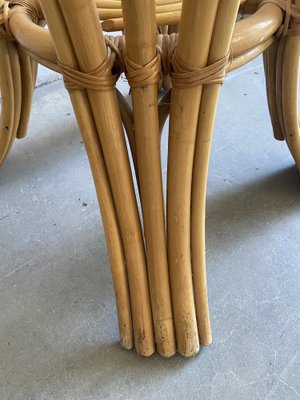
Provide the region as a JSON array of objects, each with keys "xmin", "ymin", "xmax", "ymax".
[{"xmin": 1, "ymin": 58, "xmax": 300, "ymax": 400}]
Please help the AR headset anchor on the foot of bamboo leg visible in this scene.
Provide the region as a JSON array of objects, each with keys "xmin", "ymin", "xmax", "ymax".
[
  {"xmin": 191, "ymin": 0, "xmax": 240, "ymax": 347},
  {"xmin": 280, "ymin": 33, "xmax": 300, "ymax": 169}
]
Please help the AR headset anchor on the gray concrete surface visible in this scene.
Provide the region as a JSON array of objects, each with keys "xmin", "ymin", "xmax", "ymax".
[{"xmin": 0, "ymin": 58, "xmax": 300, "ymax": 400}]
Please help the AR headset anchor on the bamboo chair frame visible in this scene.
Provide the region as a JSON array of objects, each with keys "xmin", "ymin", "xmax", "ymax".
[{"xmin": 1, "ymin": 0, "xmax": 299, "ymax": 357}]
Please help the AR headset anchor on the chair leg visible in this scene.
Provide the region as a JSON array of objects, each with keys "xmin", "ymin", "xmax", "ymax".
[
  {"xmin": 280, "ymin": 34, "xmax": 300, "ymax": 169},
  {"xmin": 191, "ymin": 0, "xmax": 240, "ymax": 347},
  {"xmin": 16, "ymin": 46, "xmax": 37, "ymax": 139},
  {"xmin": 263, "ymin": 32, "xmax": 300, "ymax": 169},
  {"xmin": 0, "ymin": 39, "xmax": 19, "ymax": 165},
  {"xmin": 121, "ymin": 0, "xmax": 176, "ymax": 358},
  {"xmin": 263, "ymin": 39, "xmax": 285, "ymax": 141},
  {"xmin": 0, "ymin": 37, "xmax": 36, "ymax": 166},
  {"xmin": 167, "ymin": 0, "xmax": 220, "ymax": 357},
  {"xmin": 41, "ymin": 0, "xmax": 155, "ymax": 356}
]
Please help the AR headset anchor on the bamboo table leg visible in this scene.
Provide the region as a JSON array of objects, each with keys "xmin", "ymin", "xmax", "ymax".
[
  {"xmin": 263, "ymin": 0, "xmax": 300, "ymax": 169},
  {"xmin": 41, "ymin": 0, "xmax": 155, "ymax": 356},
  {"xmin": 0, "ymin": 39, "xmax": 16, "ymax": 166},
  {"xmin": 191, "ymin": 0, "xmax": 240, "ymax": 346},
  {"xmin": 167, "ymin": 0, "xmax": 219, "ymax": 357},
  {"xmin": 121, "ymin": 0, "xmax": 176, "ymax": 357},
  {"xmin": 281, "ymin": 30, "xmax": 300, "ymax": 168},
  {"xmin": 39, "ymin": 0, "xmax": 134, "ymax": 351}
]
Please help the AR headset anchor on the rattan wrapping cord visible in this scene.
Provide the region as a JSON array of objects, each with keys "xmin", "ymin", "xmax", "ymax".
[
  {"xmin": 59, "ymin": 32, "xmax": 230, "ymax": 92},
  {"xmin": 259, "ymin": 0, "xmax": 300, "ymax": 36},
  {"xmin": 124, "ymin": 53, "xmax": 162, "ymax": 88},
  {"xmin": 58, "ymin": 36, "xmax": 122, "ymax": 91},
  {"xmin": 124, "ymin": 33, "xmax": 229, "ymax": 89},
  {"xmin": 170, "ymin": 49, "xmax": 230, "ymax": 88},
  {"xmin": 157, "ymin": 33, "xmax": 229, "ymax": 88}
]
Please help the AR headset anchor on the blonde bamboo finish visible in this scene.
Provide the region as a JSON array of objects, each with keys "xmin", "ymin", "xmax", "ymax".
[
  {"xmin": 191, "ymin": 0, "xmax": 240, "ymax": 346},
  {"xmin": 263, "ymin": 39, "xmax": 285, "ymax": 140},
  {"xmin": 39, "ymin": 0, "xmax": 134, "ymax": 351},
  {"xmin": 1, "ymin": 0, "xmax": 300, "ymax": 358},
  {"xmin": 281, "ymin": 0, "xmax": 300, "ymax": 168},
  {"xmin": 6, "ymin": 42, "xmax": 21, "ymax": 145},
  {"xmin": 282, "ymin": 36, "xmax": 300, "ymax": 168},
  {"xmin": 98, "ymin": 2, "xmax": 182, "ymax": 20},
  {"xmin": 16, "ymin": 47, "xmax": 34, "ymax": 139},
  {"xmin": 167, "ymin": 0, "xmax": 219, "ymax": 357},
  {"xmin": 102, "ymin": 11, "xmax": 181, "ymax": 32},
  {"xmin": 121, "ymin": 0, "xmax": 175, "ymax": 357},
  {"xmin": 0, "ymin": 39, "xmax": 15, "ymax": 165},
  {"xmin": 57, "ymin": 0, "xmax": 154, "ymax": 356},
  {"xmin": 6, "ymin": 7, "xmax": 282, "ymax": 70}
]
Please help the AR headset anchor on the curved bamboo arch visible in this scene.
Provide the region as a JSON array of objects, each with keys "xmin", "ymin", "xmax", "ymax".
[{"xmin": 6, "ymin": 4, "xmax": 282, "ymax": 67}]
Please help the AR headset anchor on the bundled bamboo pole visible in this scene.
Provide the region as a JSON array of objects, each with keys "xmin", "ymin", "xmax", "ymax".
[
  {"xmin": 0, "ymin": 39, "xmax": 15, "ymax": 165},
  {"xmin": 6, "ymin": 40, "xmax": 22, "ymax": 147},
  {"xmin": 39, "ymin": 0, "xmax": 134, "ymax": 350},
  {"xmin": 281, "ymin": 0, "xmax": 300, "ymax": 168},
  {"xmin": 167, "ymin": 0, "xmax": 220, "ymax": 357},
  {"xmin": 121, "ymin": 0, "xmax": 175, "ymax": 357},
  {"xmin": 191, "ymin": 0, "xmax": 240, "ymax": 346},
  {"xmin": 16, "ymin": 47, "xmax": 34, "ymax": 139},
  {"xmin": 263, "ymin": 39, "xmax": 285, "ymax": 140},
  {"xmin": 44, "ymin": 0, "xmax": 154, "ymax": 355}
]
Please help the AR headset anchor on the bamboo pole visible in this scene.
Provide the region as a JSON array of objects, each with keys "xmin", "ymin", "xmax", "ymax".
[
  {"xmin": 274, "ymin": 37, "xmax": 287, "ymax": 141},
  {"xmin": 16, "ymin": 47, "xmax": 34, "ymax": 139},
  {"xmin": 281, "ymin": 0, "xmax": 300, "ymax": 169},
  {"xmin": 95, "ymin": 0, "xmax": 182, "ymax": 8},
  {"xmin": 0, "ymin": 39, "xmax": 15, "ymax": 165},
  {"xmin": 98, "ymin": 3, "xmax": 182, "ymax": 20},
  {"xmin": 8, "ymin": 8, "xmax": 282, "ymax": 72},
  {"xmin": 39, "ymin": 0, "xmax": 134, "ymax": 350},
  {"xmin": 6, "ymin": 41, "xmax": 22, "ymax": 146},
  {"xmin": 56, "ymin": 0, "xmax": 155, "ymax": 356},
  {"xmin": 167, "ymin": 0, "xmax": 219, "ymax": 357},
  {"xmin": 263, "ymin": 39, "xmax": 285, "ymax": 140},
  {"xmin": 122, "ymin": 0, "xmax": 175, "ymax": 357},
  {"xmin": 230, "ymin": 36, "xmax": 274, "ymax": 71},
  {"xmin": 191, "ymin": 0, "xmax": 240, "ymax": 346},
  {"xmin": 232, "ymin": 4, "xmax": 282, "ymax": 56},
  {"xmin": 115, "ymin": 89, "xmax": 138, "ymax": 178},
  {"xmin": 102, "ymin": 11, "xmax": 181, "ymax": 32}
]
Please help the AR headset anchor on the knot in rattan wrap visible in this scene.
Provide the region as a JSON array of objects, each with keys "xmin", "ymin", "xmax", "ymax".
[
  {"xmin": 259, "ymin": 0, "xmax": 300, "ymax": 37},
  {"xmin": 0, "ymin": 0, "xmax": 41, "ymax": 40},
  {"xmin": 171, "ymin": 50, "xmax": 230, "ymax": 89},
  {"xmin": 124, "ymin": 51, "xmax": 162, "ymax": 89},
  {"xmin": 59, "ymin": 37, "xmax": 122, "ymax": 92}
]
